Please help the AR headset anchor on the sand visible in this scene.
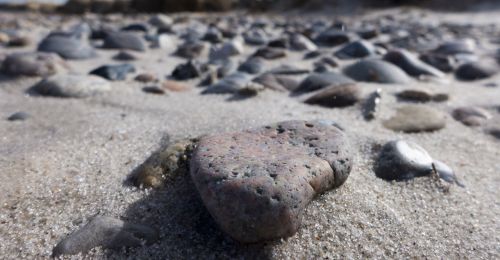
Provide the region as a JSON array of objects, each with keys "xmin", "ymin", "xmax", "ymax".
[{"xmin": 0, "ymin": 8, "xmax": 499, "ymax": 259}]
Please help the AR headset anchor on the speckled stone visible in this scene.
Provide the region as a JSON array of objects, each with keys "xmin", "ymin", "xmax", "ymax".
[
  {"xmin": 190, "ymin": 120, "xmax": 353, "ymax": 243},
  {"xmin": 52, "ymin": 216, "xmax": 158, "ymax": 257},
  {"xmin": 383, "ymin": 105, "xmax": 446, "ymax": 133}
]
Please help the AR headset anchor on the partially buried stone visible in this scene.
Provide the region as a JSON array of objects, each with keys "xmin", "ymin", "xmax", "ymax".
[
  {"xmin": 113, "ymin": 50, "xmax": 138, "ymax": 61},
  {"xmin": 452, "ymin": 106, "xmax": 491, "ymax": 126},
  {"xmin": 1, "ymin": 52, "xmax": 69, "ymax": 77},
  {"xmin": 290, "ymin": 34, "xmax": 317, "ymax": 51},
  {"xmin": 455, "ymin": 61, "xmax": 498, "ymax": 81},
  {"xmin": 209, "ymin": 40, "xmax": 244, "ymax": 61},
  {"xmin": 334, "ymin": 40, "xmax": 376, "ymax": 59},
  {"xmin": 252, "ymin": 73, "xmax": 296, "ymax": 92},
  {"xmin": 175, "ymin": 41, "xmax": 205, "ymax": 59},
  {"xmin": 52, "ymin": 216, "xmax": 158, "ymax": 257},
  {"xmin": 433, "ymin": 160, "xmax": 461, "ymax": 186},
  {"xmin": 253, "ymin": 47, "xmax": 286, "ymax": 60},
  {"xmin": 363, "ymin": 89, "xmax": 382, "ymax": 120},
  {"xmin": 103, "ymin": 32, "xmax": 146, "ymax": 52},
  {"xmin": 134, "ymin": 73, "xmax": 157, "ymax": 83},
  {"xmin": 314, "ymin": 28, "xmax": 350, "ymax": 47},
  {"xmin": 343, "ymin": 59, "xmax": 410, "ymax": 84},
  {"xmin": 383, "ymin": 105, "xmax": 446, "ymax": 133},
  {"xmin": 396, "ymin": 89, "xmax": 447, "ymax": 103},
  {"xmin": 238, "ymin": 57, "xmax": 264, "ymax": 75},
  {"xmin": 190, "ymin": 120, "xmax": 352, "ymax": 243},
  {"xmin": 374, "ymin": 140, "xmax": 434, "ymax": 180},
  {"xmin": 202, "ymin": 72, "xmax": 253, "ymax": 94},
  {"xmin": 142, "ymin": 86, "xmax": 166, "ymax": 95},
  {"xmin": 32, "ymin": 74, "xmax": 111, "ymax": 98},
  {"xmin": 384, "ymin": 49, "xmax": 445, "ymax": 78},
  {"xmin": 294, "ymin": 72, "xmax": 354, "ymax": 94},
  {"xmin": 171, "ymin": 60, "xmax": 203, "ymax": 80},
  {"xmin": 38, "ymin": 35, "xmax": 95, "ymax": 59},
  {"xmin": 90, "ymin": 64, "xmax": 135, "ymax": 81},
  {"xmin": 162, "ymin": 80, "xmax": 190, "ymax": 92},
  {"xmin": 7, "ymin": 111, "xmax": 30, "ymax": 121},
  {"xmin": 305, "ymin": 84, "xmax": 361, "ymax": 108}
]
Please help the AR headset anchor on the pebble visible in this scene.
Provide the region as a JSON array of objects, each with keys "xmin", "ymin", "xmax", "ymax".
[
  {"xmin": 374, "ymin": 140, "xmax": 434, "ymax": 180},
  {"xmin": 290, "ymin": 34, "xmax": 317, "ymax": 51},
  {"xmin": 162, "ymin": 80, "xmax": 190, "ymax": 92},
  {"xmin": 294, "ymin": 72, "xmax": 355, "ymax": 94},
  {"xmin": 433, "ymin": 160, "xmax": 460, "ymax": 185},
  {"xmin": 334, "ymin": 40, "xmax": 376, "ymax": 59},
  {"xmin": 202, "ymin": 72, "xmax": 253, "ymax": 94},
  {"xmin": 171, "ymin": 60, "xmax": 203, "ymax": 80},
  {"xmin": 252, "ymin": 73, "xmax": 294, "ymax": 92},
  {"xmin": 175, "ymin": 40, "xmax": 205, "ymax": 59},
  {"xmin": 343, "ymin": 59, "xmax": 410, "ymax": 84},
  {"xmin": 315, "ymin": 28, "xmax": 350, "ymax": 47},
  {"xmin": 150, "ymin": 34, "xmax": 175, "ymax": 49},
  {"xmin": 142, "ymin": 86, "xmax": 166, "ymax": 95},
  {"xmin": 383, "ymin": 105, "xmax": 446, "ymax": 133},
  {"xmin": 134, "ymin": 73, "xmax": 157, "ymax": 83},
  {"xmin": 396, "ymin": 89, "xmax": 448, "ymax": 103},
  {"xmin": 243, "ymin": 29, "xmax": 268, "ymax": 45},
  {"xmin": 433, "ymin": 39, "xmax": 475, "ymax": 55},
  {"xmin": 7, "ymin": 111, "xmax": 30, "ymax": 121},
  {"xmin": 202, "ymin": 26, "xmax": 223, "ymax": 44},
  {"xmin": 149, "ymin": 14, "xmax": 173, "ymax": 29},
  {"xmin": 384, "ymin": 49, "xmax": 445, "ymax": 78},
  {"xmin": 209, "ymin": 40, "xmax": 244, "ymax": 61},
  {"xmin": 90, "ymin": 64, "xmax": 136, "ymax": 81},
  {"xmin": 190, "ymin": 120, "xmax": 352, "ymax": 242},
  {"xmin": 32, "ymin": 74, "xmax": 111, "ymax": 98},
  {"xmin": 112, "ymin": 50, "xmax": 139, "ymax": 61},
  {"xmin": 455, "ymin": 61, "xmax": 498, "ymax": 81},
  {"xmin": 52, "ymin": 216, "xmax": 158, "ymax": 257},
  {"xmin": 1, "ymin": 52, "xmax": 69, "ymax": 77},
  {"xmin": 253, "ymin": 47, "xmax": 287, "ymax": 60},
  {"xmin": 103, "ymin": 32, "xmax": 146, "ymax": 52},
  {"xmin": 419, "ymin": 53, "xmax": 457, "ymax": 73},
  {"xmin": 268, "ymin": 38, "xmax": 288, "ymax": 49},
  {"xmin": 268, "ymin": 64, "xmax": 309, "ymax": 75},
  {"xmin": 238, "ymin": 57, "xmax": 264, "ymax": 74},
  {"xmin": 452, "ymin": 106, "xmax": 491, "ymax": 126},
  {"xmin": 38, "ymin": 35, "xmax": 95, "ymax": 59},
  {"xmin": 304, "ymin": 83, "xmax": 361, "ymax": 108}
]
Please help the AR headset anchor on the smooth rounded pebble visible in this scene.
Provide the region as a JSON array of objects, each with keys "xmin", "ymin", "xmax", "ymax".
[
  {"xmin": 103, "ymin": 32, "xmax": 146, "ymax": 52},
  {"xmin": 374, "ymin": 140, "xmax": 434, "ymax": 180},
  {"xmin": 383, "ymin": 105, "xmax": 446, "ymax": 133},
  {"xmin": 452, "ymin": 106, "xmax": 491, "ymax": 126},
  {"xmin": 1, "ymin": 52, "xmax": 69, "ymax": 77},
  {"xmin": 90, "ymin": 64, "xmax": 136, "ymax": 81},
  {"xmin": 334, "ymin": 40, "xmax": 376, "ymax": 59},
  {"xmin": 52, "ymin": 216, "xmax": 158, "ymax": 257},
  {"xmin": 455, "ymin": 61, "xmax": 498, "ymax": 81},
  {"xmin": 190, "ymin": 120, "xmax": 353, "ymax": 243},
  {"xmin": 38, "ymin": 35, "xmax": 95, "ymax": 59},
  {"xmin": 32, "ymin": 74, "xmax": 111, "ymax": 98},
  {"xmin": 294, "ymin": 72, "xmax": 355, "ymax": 94},
  {"xmin": 7, "ymin": 111, "xmax": 30, "ymax": 121},
  {"xmin": 384, "ymin": 49, "xmax": 445, "ymax": 78},
  {"xmin": 343, "ymin": 59, "xmax": 410, "ymax": 84},
  {"xmin": 304, "ymin": 83, "xmax": 361, "ymax": 108}
]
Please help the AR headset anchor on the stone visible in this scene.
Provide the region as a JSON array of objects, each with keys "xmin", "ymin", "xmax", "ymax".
[
  {"xmin": 121, "ymin": 23, "xmax": 148, "ymax": 33},
  {"xmin": 162, "ymin": 80, "xmax": 190, "ymax": 92},
  {"xmin": 290, "ymin": 34, "xmax": 317, "ymax": 51},
  {"xmin": 237, "ymin": 83, "xmax": 265, "ymax": 97},
  {"xmin": 334, "ymin": 40, "xmax": 376, "ymax": 59},
  {"xmin": 190, "ymin": 120, "xmax": 352, "ymax": 243},
  {"xmin": 134, "ymin": 73, "xmax": 157, "ymax": 83},
  {"xmin": 142, "ymin": 86, "xmax": 166, "ymax": 95},
  {"xmin": 202, "ymin": 26, "xmax": 223, "ymax": 44},
  {"xmin": 32, "ymin": 74, "xmax": 111, "ymax": 98},
  {"xmin": 252, "ymin": 73, "xmax": 292, "ymax": 92},
  {"xmin": 253, "ymin": 47, "xmax": 286, "ymax": 60},
  {"xmin": 384, "ymin": 49, "xmax": 445, "ymax": 78},
  {"xmin": 171, "ymin": 60, "xmax": 203, "ymax": 80},
  {"xmin": 103, "ymin": 32, "xmax": 146, "ymax": 52},
  {"xmin": 238, "ymin": 57, "xmax": 264, "ymax": 75},
  {"xmin": 433, "ymin": 39, "xmax": 475, "ymax": 55},
  {"xmin": 357, "ymin": 27, "xmax": 378, "ymax": 39},
  {"xmin": 383, "ymin": 105, "xmax": 446, "ymax": 133},
  {"xmin": 305, "ymin": 84, "xmax": 361, "ymax": 108},
  {"xmin": 7, "ymin": 111, "xmax": 30, "ymax": 121},
  {"xmin": 113, "ymin": 50, "xmax": 139, "ymax": 61},
  {"xmin": 268, "ymin": 65, "xmax": 310, "ymax": 75},
  {"xmin": 294, "ymin": 72, "xmax": 355, "ymax": 94},
  {"xmin": 488, "ymin": 128, "xmax": 500, "ymax": 140},
  {"xmin": 38, "ymin": 35, "xmax": 95, "ymax": 60},
  {"xmin": 433, "ymin": 160, "xmax": 460, "ymax": 185},
  {"xmin": 303, "ymin": 50, "xmax": 323, "ymax": 59},
  {"xmin": 202, "ymin": 72, "xmax": 253, "ymax": 94},
  {"xmin": 7, "ymin": 36, "xmax": 31, "ymax": 47},
  {"xmin": 90, "ymin": 64, "xmax": 136, "ymax": 81},
  {"xmin": 211, "ymin": 58, "xmax": 235, "ymax": 78},
  {"xmin": 268, "ymin": 38, "xmax": 289, "ymax": 49},
  {"xmin": 209, "ymin": 40, "xmax": 244, "ymax": 61},
  {"xmin": 452, "ymin": 106, "xmax": 491, "ymax": 126},
  {"xmin": 396, "ymin": 89, "xmax": 434, "ymax": 102},
  {"xmin": 455, "ymin": 61, "xmax": 498, "ymax": 81},
  {"xmin": 0, "ymin": 32, "xmax": 10, "ymax": 44},
  {"xmin": 343, "ymin": 59, "xmax": 410, "ymax": 84},
  {"xmin": 314, "ymin": 28, "xmax": 350, "ymax": 47},
  {"xmin": 363, "ymin": 88, "xmax": 382, "ymax": 120},
  {"xmin": 419, "ymin": 53, "xmax": 457, "ymax": 73},
  {"xmin": 1, "ymin": 52, "xmax": 69, "ymax": 77},
  {"xmin": 52, "ymin": 216, "xmax": 158, "ymax": 257},
  {"xmin": 243, "ymin": 29, "xmax": 268, "ymax": 45},
  {"xmin": 175, "ymin": 41, "xmax": 205, "ymax": 59},
  {"xmin": 149, "ymin": 14, "xmax": 173, "ymax": 29},
  {"xmin": 150, "ymin": 34, "xmax": 175, "ymax": 49},
  {"xmin": 374, "ymin": 140, "xmax": 434, "ymax": 181}
]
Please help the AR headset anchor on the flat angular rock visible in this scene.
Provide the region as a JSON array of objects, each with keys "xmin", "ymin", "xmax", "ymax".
[
  {"xmin": 32, "ymin": 74, "xmax": 111, "ymax": 98},
  {"xmin": 334, "ymin": 40, "xmax": 376, "ymax": 59},
  {"xmin": 90, "ymin": 64, "xmax": 135, "ymax": 81},
  {"xmin": 103, "ymin": 32, "xmax": 146, "ymax": 52},
  {"xmin": 383, "ymin": 105, "xmax": 446, "ymax": 133},
  {"xmin": 1, "ymin": 52, "xmax": 69, "ymax": 77},
  {"xmin": 294, "ymin": 72, "xmax": 354, "ymax": 94},
  {"xmin": 190, "ymin": 120, "xmax": 353, "ymax": 243},
  {"xmin": 374, "ymin": 140, "xmax": 434, "ymax": 180},
  {"xmin": 384, "ymin": 49, "xmax": 445, "ymax": 78},
  {"xmin": 455, "ymin": 61, "xmax": 498, "ymax": 81},
  {"xmin": 305, "ymin": 84, "xmax": 361, "ymax": 108},
  {"xmin": 52, "ymin": 216, "xmax": 157, "ymax": 257},
  {"xmin": 343, "ymin": 59, "xmax": 410, "ymax": 84}
]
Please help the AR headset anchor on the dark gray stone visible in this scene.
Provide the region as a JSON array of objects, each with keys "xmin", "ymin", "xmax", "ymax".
[
  {"xmin": 38, "ymin": 35, "xmax": 95, "ymax": 60},
  {"xmin": 103, "ymin": 32, "xmax": 146, "ymax": 52},
  {"xmin": 32, "ymin": 74, "xmax": 111, "ymax": 98},
  {"xmin": 1, "ymin": 52, "xmax": 69, "ymax": 77},
  {"xmin": 7, "ymin": 111, "xmax": 30, "ymax": 121},
  {"xmin": 90, "ymin": 64, "xmax": 136, "ymax": 81},
  {"xmin": 334, "ymin": 40, "xmax": 376, "ymax": 59},
  {"xmin": 305, "ymin": 84, "xmax": 361, "ymax": 108},
  {"xmin": 294, "ymin": 72, "xmax": 355, "ymax": 94},
  {"xmin": 238, "ymin": 57, "xmax": 264, "ymax": 75},
  {"xmin": 384, "ymin": 49, "xmax": 445, "ymax": 78},
  {"xmin": 171, "ymin": 60, "xmax": 203, "ymax": 80},
  {"xmin": 343, "ymin": 59, "xmax": 410, "ymax": 84},
  {"xmin": 455, "ymin": 62, "xmax": 498, "ymax": 81}
]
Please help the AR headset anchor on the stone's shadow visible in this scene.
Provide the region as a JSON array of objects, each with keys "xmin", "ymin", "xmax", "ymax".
[{"xmin": 114, "ymin": 138, "xmax": 274, "ymax": 259}]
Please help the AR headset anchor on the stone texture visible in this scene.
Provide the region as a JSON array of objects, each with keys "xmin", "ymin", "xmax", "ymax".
[
  {"xmin": 32, "ymin": 74, "xmax": 111, "ymax": 98},
  {"xmin": 305, "ymin": 84, "xmax": 361, "ymax": 108},
  {"xmin": 52, "ymin": 216, "xmax": 157, "ymax": 257},
  {"xmin": 1, "ymin": 52, "xmax": 69, "ymax": 77},
  {"xmin": 343, "ymin": 59, "xmax": 410, "ymax": 84},
  {"xmin": 383, "ymin": 105, "xmax": 446, "ymax": 133},
  {"xmin": 190, "ymin": 120, "xmax": 352, "ymax": 243}
]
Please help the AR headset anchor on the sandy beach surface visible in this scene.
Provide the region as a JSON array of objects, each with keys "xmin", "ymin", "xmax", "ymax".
[{"xmin": 0, "ymin": 8, "xmax": 499, "ymax": 259}]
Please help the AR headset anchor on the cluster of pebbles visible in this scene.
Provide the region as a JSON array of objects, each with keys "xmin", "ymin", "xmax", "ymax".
[{"xmin": 1, "ymin": 9, "xmax": 499, "ymax": 258}]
